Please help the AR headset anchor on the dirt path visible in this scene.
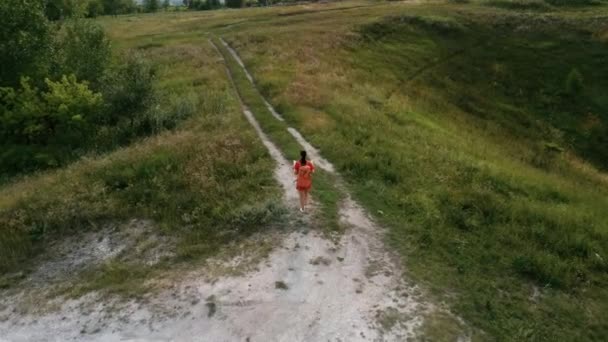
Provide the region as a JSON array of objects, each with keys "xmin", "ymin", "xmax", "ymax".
[
  {"xmin": 0, "ymin": 40, "xmax": 438, "ymax": 342},
  {"xmin": 212, "ymin": 38, "xmax": 435, "ymax": 339},
  {"xmin": 219, "ymin": 38, "xmax": 336, "ymax": 174}
]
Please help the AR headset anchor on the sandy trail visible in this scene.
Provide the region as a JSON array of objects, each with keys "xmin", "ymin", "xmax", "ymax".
[{"xmin": 0, "ymin": 39, "xmax": 434, "ymax": 342}]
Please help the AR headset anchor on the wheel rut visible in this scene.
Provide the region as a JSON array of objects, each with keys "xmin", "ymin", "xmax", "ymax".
[
  {"xmin": 211, "ymin": 38, "xmax": 437, "ymax": 341},
  {"xmin": 0, "ymin": 38, "xmax": 445, "ymax": 342}
]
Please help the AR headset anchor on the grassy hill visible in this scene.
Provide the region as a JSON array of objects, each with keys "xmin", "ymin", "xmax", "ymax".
[
  {"xmin": 0, "ymin": 24, "xmax": 284, "ymax": 292},
  {"xmin": 208, "ymin": 1, "xmax": 608, "ymax": 339},
  {"xmin": 1, "ymin": 0, "xmax": 607, "ymax": 340}
]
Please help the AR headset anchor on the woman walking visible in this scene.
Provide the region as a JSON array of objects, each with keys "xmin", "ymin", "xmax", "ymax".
[{"xmin": 294, "ymin": 150, "xmax": 314, "ymax": 212}]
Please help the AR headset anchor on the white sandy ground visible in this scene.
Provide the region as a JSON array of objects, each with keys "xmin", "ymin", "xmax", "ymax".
[{"xmin": 0, "ymin": 38, "xmax": 470, "ymax": 342}]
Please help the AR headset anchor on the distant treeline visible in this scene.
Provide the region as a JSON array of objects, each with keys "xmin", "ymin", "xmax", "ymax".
[
  {"xmin": 43, "ymin": 0, "xmax": 267, "ymax": 17},
  {"xmin": 43, "ymin": 0, "xmax": 223, "ymax": 19}
]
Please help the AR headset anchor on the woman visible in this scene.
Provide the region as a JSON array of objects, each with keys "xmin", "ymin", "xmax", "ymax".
[{"xmin": 294, "ymin": 150, "xmax": 314, "ymax": 212}]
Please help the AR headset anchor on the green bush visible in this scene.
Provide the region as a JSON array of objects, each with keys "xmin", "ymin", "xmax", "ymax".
[
  {"xmin": 485, "ymin": 0, "xmax": 550, "ymax": 11},
  {"xmin": 360, "ymin": 15, "xmax": 465, "ymax": 41},
  {"xmin": 188, "ymin": 0, "xmax": 222, "ymax": 10},
  {"xmin": 0, "ymin": 4, "xmax": 174, "ymax": 179},
  {"xmin": 512, "ymin": 253, "xmax": 574, "ymax": 288},
  {"xmin": 565, "ymin": 68, "xmax": 584, "ymax": 96},
  {"xmin": 0, "ymin": 76, "xmax": 103, "ymax": 174},
  {"xmin": 531, "ymin": 142, "xmax": 564, "ymax": 170},
  {"xmin": 52, "ymin": 19, "xmax": 112, "ymax": 88},
  {"xmin": 152, "ymin": 91, "xmax": 199, "ymax": 130},
  {"xmin": 0, "ymin": 0, "xmax": 51, "ymax": 87},
  {"xmin": 96, "ymin": 0, "xmax": 139, "ymax": 16},
  {"xmin": 86, "ymin": 0, "xmax": 104, "ymax": 17},
  {"xmin": 545, "ymin": 0, "xmax": 599, "ymax": 6},
  {"xmin": 143, "ymin": 0, "xmax": 160, "ymax": 12},
  {"xmin": 102, "ymin": 53, "xmax": 156, "ymax": 129},
  {"xmin": 229, "ymin": 201, "xmax": 286, "ymax": 233},
  {"xmin": 45, "ymin": 0, "xmax": 89, "ymax": 20},
  {"xmin": 226, "ymin": 0, "xmax": 244, "ymax": 8}
]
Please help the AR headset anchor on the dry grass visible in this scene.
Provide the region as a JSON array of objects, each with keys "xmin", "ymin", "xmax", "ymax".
[
  {"xmin": 205, "ymin": 1, "xmax": 608, "ymax": 339},
  {"xmin": 0, "ymin": 23, "xmax": 284, "ymax": 291},
  {"xmin": 3, "ymin": 1, "xmax": 608, "ymax": 338}
]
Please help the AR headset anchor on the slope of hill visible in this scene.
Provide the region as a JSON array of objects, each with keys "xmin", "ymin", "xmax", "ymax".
[
  {"xmin": 0, "ymin": 19, "xmax": 284, "ymax": 288},
  {"xmin": 212, "ymin": 1, "xmax": 608, "ymax": 339},
  {"xmin": 1, "ymin": 0, "xmax": 607, "ymax": 340}
]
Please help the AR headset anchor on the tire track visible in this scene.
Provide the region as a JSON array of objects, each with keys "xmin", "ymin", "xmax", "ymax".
[
  {"xmin": 212, "ymin": 37, "xmax": 442, "ymax": 341},
  {"xmin": 219, "ymin": 37, "xmax": 336, "ymax": 174}
]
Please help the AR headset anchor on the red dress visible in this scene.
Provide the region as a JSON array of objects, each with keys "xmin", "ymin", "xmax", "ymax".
[{"xmin": 294, "ymin": 160, "xmax": 314, "ymax": 191}]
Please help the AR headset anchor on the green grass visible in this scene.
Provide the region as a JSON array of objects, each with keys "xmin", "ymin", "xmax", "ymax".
[
  {"xmin": 2, "ymin": 1, "xmax": 608, "ymax": 339},
  {"xmin": 210, "ymin": 1, "xmax": 608, "ymax": 340},
  {"xmin": 68, "ymin": 261, "xmax": 156, "ymax": 298},
  {"xmin": 212, "ymin": 36, "xmax": 344, "ymax": 234},
  {"xmin": 0, "ymin": 26, "xmax": 284, "ymax": 290}
]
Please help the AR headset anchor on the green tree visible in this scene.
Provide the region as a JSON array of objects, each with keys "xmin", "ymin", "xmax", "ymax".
[
  {"xmin": 0, "ymin": 0, "xmax": 51, "ymax": 87},
  {"xmin": 0, "ymin": 76, "xmax": 102, "ymax": 146},
  {"xmin": 86, "ymin": 0, "xmax": 104, "ymax": 17},
  {"xmin": 52, "ymin": 20, "xmax": 111, "ymax": 88},
  {"xmin": 103, "ymin": 54, "xmax": 156, "ymax": 129},
  {"xmin": 101, "ymin": 0, "xmax": 120, "ymax": 15},
  {"xmin": 44, "ymin": 0, "xmax": 88, "ymax": 20},
  {"xmin": 121, "ymin": 0, "xmax": 138, "ymax": 13},
  {"xmin": 144, "ymin": 0, "xmax": 160, "ymax": 12},
  {"xmin": 565, "ymin": 68, "xmax": 584, "ymax": 96},
  {"xmin": 0, "ymin": 76, "xmax": 102, "ymax": 172},
  {"xmin": 225, "ymin": 0, "xmax": 243, "ymax": 8},
  {"xmin": 163, "ymin": 0, "xmax": 171, "ymax": 10},
  {"xmin": 0, "ymin": 78, "xmax": 43, "ymax": 145},
  {"xmin": 101, "ymin": 0, "xmax": 137, "ymax": 15}
]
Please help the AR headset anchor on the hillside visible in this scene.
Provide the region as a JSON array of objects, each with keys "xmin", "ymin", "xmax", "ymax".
[
  {"xmin": 1, "ymin": 0, "xmax": 608, "ymax": 340},
  {"xmin": 213, "ymin": 2, "xmax": 608, "ymax": 339}
]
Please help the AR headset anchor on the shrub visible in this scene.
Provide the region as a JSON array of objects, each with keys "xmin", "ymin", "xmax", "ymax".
[
  {"xmin": 52, "ymin": 19, "xmax": 112, "ymax": 89},
  {"xmin": 137, "ymin": 91, "xmax": 198, "ymax": 134},
  {"xmin": 42, "ymin": 75, "xmax": 104, "ymax": 136},
  {"xmin": 0, "ymin": 76, "xmax": 103, "ymax": 174},
  {"xmin": 531, "ymin": 142, "xmax": 564, "ymax": 170},
  {"xmin": 565, "ymin": 68, "xmax": 584, "ymax": 96},
  {"xmin": 360, "ymin": 15, "xmax": 466, "ymax": 41},
  {"xmin": 86, "ymin": 0, "xmax": 105, "ymax": 17},
  {"xmin": 98, "ymin": 0, "xmax": 139, "ymax": 15},
  {"xmin": 226, "ymin": 0, "xmax": 244, "ymax": 8},
  {"xmin": 102, "ymin": 54, "xmax": 156, "ymax": 129},
  {"xmin": 544, "ymin": 0, "xmax": 599, "ymax": 6},
  {"xmin": 485, "ymin": 0, "xmax": 550, "ymax": 11},
  {"xmin": 143, "ymin": 0, "xmax": 160, "ymax": 12},
  {"xmin": 230, "ymin": 201, "xmax": 286, "ymax": 233},
  {"xmin": 188, "ymin": 0, "xmax": 222, "ymax": 10},
  {"xmin": 45, "ymin": 0, "xmax": 89, "ymax": 20},
  {"xmin": 0, "ymin": 0, "xmax": 51, "ymax": 87}
]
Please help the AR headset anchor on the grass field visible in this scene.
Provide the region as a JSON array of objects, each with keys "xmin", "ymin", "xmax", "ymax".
[
  {"xmin": 211, "ymin": 1, "xmax": 608, "ymax": 339},
  {"xmin": 2, "ymin": 0, "xmax": 608, "ymax": 339},
  {"xmin": 0, "ymin": 25, "xmax": 284, "ymax": 292}
]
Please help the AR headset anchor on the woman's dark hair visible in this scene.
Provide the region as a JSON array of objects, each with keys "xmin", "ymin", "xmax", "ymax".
[{"xmin": 300, "ymin": 150, "xmax": 307, "ymax": 166}]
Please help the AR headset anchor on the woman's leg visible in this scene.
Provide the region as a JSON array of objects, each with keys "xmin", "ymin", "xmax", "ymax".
[
  {"xmin": 303, "ymin": 190, "xmax": 309, "ymax": 208},
  {"xmin": 298, "ymin": 190, "xmax": 305, "ymax": 210}
]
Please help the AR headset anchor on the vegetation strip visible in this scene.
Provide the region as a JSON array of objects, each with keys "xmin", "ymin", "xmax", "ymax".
[
  {"xmin": 210, "ymin": 37, "xmax": 446, "ymax": 339},
  {"xmin": 219, "ymin": 38, "xmax": 336, "ymax": 174},
  {"xmin": 212, "ymin": 37, "xmax": 343, "ymax": 233},
  {"xmin": 215, "ymin": 4, "xmax": 608, "ymax": 339}
]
